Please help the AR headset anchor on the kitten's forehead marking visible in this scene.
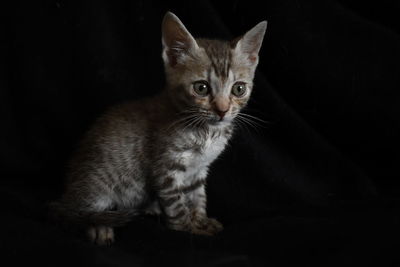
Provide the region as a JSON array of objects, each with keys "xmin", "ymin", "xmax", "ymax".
[
  {"xmin": 209, "ymin": 68, "xmax": 234, "ymax": 97},
  {"xmin": 196, "ymin": 39, "xmax": 237, "ymax": 97},
  {"xmin": 196, "ymin": 39, "xmax": 232, "ymax": 83}
]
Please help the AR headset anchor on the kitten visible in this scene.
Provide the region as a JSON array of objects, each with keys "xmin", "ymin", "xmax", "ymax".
[{"xmin": 50, "ymin": 12, "xmax": 267, "ymax": 245}]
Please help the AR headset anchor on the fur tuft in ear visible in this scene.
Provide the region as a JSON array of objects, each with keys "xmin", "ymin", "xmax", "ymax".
[
  {"xmin": 234, "ymin": 21, "xmax": 267, "ymax": 65},
  {"xmin": 162, "ymin": 12, "xmax": 198, "ymax": 67}
]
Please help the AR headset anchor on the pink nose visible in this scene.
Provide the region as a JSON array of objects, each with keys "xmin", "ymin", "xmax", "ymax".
[{"xmin": 215, "ymin": 109, "xmax": 228, "ymax": 120}]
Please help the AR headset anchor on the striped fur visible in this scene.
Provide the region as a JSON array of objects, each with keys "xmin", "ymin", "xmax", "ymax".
[{"xmin": 50, "ymin": 12, "xmax": 266, "ymax": 245}]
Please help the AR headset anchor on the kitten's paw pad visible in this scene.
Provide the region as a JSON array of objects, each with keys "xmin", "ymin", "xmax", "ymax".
[{"xmin": 87, "ymin": 226, "xmax": 114, "ymax": 246}]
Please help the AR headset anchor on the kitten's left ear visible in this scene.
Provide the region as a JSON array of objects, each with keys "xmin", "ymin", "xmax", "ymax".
[
  {"xmin": 162, "ymin": 12, "xmax": 199, "ymax": 67},
  {"xmin": 233, "ymin": 21, "xmax": 267, "ymax": 65}
]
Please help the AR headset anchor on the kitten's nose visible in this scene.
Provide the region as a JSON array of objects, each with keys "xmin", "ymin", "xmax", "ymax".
[
  {"xmin": 215, "ymin": 109, "xmax": 229, "ymax": 120},
  {"xmin": 213, "ymin": 97, "xmax": 230, "ymax": 120}
]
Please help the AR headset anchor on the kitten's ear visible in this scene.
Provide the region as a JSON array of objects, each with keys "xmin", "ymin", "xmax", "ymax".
[
  {"xmin": 162, "ymin": 12, "xmax": 199, "ymax": 67},
  {"xmin": 233, "ymin": 21, "xmax": 267, "ymax": 65}
]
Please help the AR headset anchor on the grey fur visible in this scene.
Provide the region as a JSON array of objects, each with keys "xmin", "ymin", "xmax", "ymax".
[{"xmin": 50, "ymin": 11, "xmax": 267, "ymax": 245}]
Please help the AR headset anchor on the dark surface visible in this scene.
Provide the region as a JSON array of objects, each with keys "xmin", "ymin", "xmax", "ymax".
[{"xmin": 3, "ymin": 0, "xmax": 400, "ymax": 266}]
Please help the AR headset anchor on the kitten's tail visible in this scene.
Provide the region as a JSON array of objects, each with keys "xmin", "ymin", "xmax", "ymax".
[{"xmin": 48, "ymin": 201, "xmax": 141, "ymax": 227}]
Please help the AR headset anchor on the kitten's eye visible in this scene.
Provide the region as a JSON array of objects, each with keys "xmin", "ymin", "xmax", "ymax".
[
  {"xmin": 193, "ymin": 81, "xmax": 210, "ymax": 96},
  {"xmin": 231, "ymin": 82, "xmax": 247, "ymax": 97}
]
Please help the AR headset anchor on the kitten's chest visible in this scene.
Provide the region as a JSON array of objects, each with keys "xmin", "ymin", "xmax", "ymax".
[
  {"xmin": 173, "ymin": 130, "xmax": 228, "ymax": 168},
  {"xmin": 194, "ymin": 136, "xmax": 226, "ymax": 165}
]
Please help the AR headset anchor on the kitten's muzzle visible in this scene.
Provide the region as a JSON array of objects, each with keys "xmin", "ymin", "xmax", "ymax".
[
  {"xmin": 211, "ymin": 96, "xmax": 230, "ymax": 120},
  {"xmin": 215, "ymin": 108, "xmax": 229, "ymax": 120}
]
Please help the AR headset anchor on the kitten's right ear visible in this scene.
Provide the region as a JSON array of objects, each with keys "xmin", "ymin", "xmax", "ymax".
[{"xmin": 162, "ymin": 12, "xmax": 198, "ymax": 67}]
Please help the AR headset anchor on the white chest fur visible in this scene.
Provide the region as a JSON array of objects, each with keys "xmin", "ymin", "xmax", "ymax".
[
  {"xmin": 196, "ymin": 135, "xmax": 227, "ymax": 166},
  {"xmin": 190, "ymin": 131, "xmax": 227, "ymax": 163},
  {"xmin": 169, "ymin": 130, "xmax": 228, "ymax": 186}
]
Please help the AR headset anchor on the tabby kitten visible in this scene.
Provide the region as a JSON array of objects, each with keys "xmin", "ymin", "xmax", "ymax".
[{"xmin": 51, "ymin": 12, "xmax": 267, "ymax": 245}]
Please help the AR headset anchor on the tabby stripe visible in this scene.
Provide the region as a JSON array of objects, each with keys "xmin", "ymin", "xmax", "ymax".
[
  {"xmin": 162, "ymin": 179, "xmax": 206, "ymax": 195},
  {"xmin": 161, "ymin": 188, "xmax": 180, "ymax": 196},
  {"xmin": 159, "ymin": 195, "xmax": 181, "ymax": 207},
  {"xmin": 181, "ymin": 180, "xmax": 206, "ymax": 194},
  {"xmin": 168, "ymin": 162, "xmax": 186, "ymax": 172},
  {"xmin": 153, "ymin": 163, "xmax": 186, "ymax": 179},
  {"xmin": 157, "ymin": 176, "xmax": 174, "ymax": 190},
  {"xmin": 226, "ymin": 53, "xmax": 232, "ymax": 79},
  {"xmin": 170, "ymin": 143, "xmax": 192, "ymax": 153},
  {"xmin": 211, "ymin": 61, "xmax": 220, "ymax": 77},
  {"xmin": 207, "ymin": 68, "xmax": 212, "ymax": 84}
]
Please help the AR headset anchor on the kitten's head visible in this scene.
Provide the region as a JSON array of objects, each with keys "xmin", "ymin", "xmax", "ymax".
[{"xmin": 162, "ymin": 12, "xmax": 267, "ymax": 128}]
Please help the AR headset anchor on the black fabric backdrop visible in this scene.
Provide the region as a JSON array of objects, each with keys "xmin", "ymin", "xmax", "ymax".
[{"xmin": 3, "ymin": 0, "xmax": 400, "ymax": 266}]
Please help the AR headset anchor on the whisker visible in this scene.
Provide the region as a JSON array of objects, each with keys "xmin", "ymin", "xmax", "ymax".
[
  {"xmin": 237, "ymin": 116, "xmax": 262, "ymax": 133},
  {"xmin": 236, "ymin": 114, "xmax": 266, "ymax": 129},
  {"xmin": 237, "ymin": 112, "xmax": 269, "ymax": 124},
  {"xmin": 198, "ymin": 115, "xmax": 208, "ymax": 129},
  {"xmin": 234, "ymin": 116, "xmax": 252, "ymax": 135},
  {"xmin": 167, "ymin": 107, "xmax": 209, "ymax": 130},
  {"xmin": 165, "ymin": 114, "xmax": 198, "ymax": 132},
  {"xmin": 177, "ymin": 109, "xmax": 200, "ymax": 115},
  {"xmin": 181, "ymin": 115, "xmax": 202, "ymax": 132}
]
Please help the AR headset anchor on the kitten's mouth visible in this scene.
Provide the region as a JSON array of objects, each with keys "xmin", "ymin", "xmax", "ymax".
[
  {"xmin": 208, "ymin": 116, "xmax": 231, "ymax": 126},
  {"xmin": 209, "ymin": 120, "xmax": 221, "ymax": 125}
]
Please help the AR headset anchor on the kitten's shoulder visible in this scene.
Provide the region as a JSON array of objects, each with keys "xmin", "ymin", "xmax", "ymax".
[
  {"xmin": 102, "ymin": 93, "xmax": 164, "ymax": 118},
  {"xmin": 92, "ymin": 93, "xmax": 172, "ymax": 132}
]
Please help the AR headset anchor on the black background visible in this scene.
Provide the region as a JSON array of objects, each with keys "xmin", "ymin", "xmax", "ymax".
[{"xmin": 3, "ymin": 0, "xmax": 400, "ymax": 266}]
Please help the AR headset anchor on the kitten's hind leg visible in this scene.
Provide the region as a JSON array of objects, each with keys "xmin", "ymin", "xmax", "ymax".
[{"xmin": 87, "ymin": 226, "xmax": 114, "ymax": 246}]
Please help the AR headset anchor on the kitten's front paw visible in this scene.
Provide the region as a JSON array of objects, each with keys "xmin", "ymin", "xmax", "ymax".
[
  {"xmin": 191, "ymin": 217, "xmax": 224, "ymax": 236},
  {"xmin": 87, "ymin": 226, "xmax": 115, "ymax": 246},
  {"xmin": 206, "ymin": 217, "xmax": 224, "ymax": 233}
]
